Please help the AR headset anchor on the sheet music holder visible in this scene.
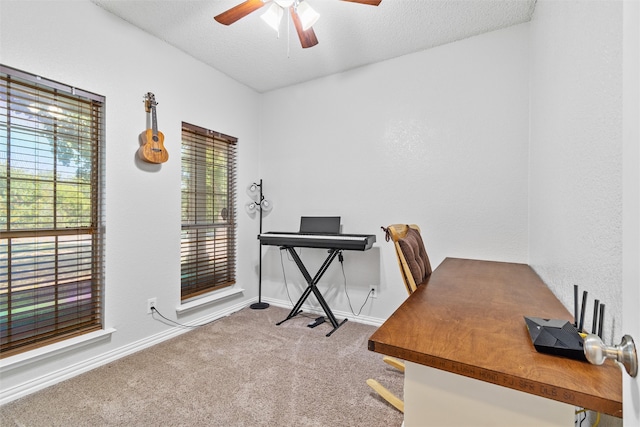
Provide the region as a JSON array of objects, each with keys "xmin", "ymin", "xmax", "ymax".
[{"xmin": 299, "ymin": 216, "xmax": 341, "ymax": 234}]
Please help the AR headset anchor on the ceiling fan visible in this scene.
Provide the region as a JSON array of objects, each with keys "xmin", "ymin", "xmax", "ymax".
[{"xmin": 214, "ymin": 0, "xmax": 382, "ymax": 49}]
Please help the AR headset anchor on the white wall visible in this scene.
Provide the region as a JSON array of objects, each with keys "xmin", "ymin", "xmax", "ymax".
[
  {"xmin": 622, "ymin": 0, "xmax": 640, "ymax": 423},
  {"xmin": 0, "ymin": 1, "xmax": 532, "ymax": 398},
  {"xmin": 529, "ymin": 4, "xmax": 624, "ymax": 424},
  {"xmin": 528, "ymin": 0, "xmax": 623, "ymax": 345},
  {"xmin": 0, "ymin": 0, "xmax": 260, "ymax": 400},
  {"xmin": 0, "ymin": 0, "xmax": 628, "ymax": 418},
  {"xmin": 259, "ymin": 24, "xmax": 531, "ymax": 319}
]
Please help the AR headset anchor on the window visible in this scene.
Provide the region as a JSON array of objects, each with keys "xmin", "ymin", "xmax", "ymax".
[
  {"xmin": 181, "ymin": 122, "xmax": 237, "ymax": 300},
  {"xmin": 0, "ymin": 65, "xmax": 105, "ymax": 357}
]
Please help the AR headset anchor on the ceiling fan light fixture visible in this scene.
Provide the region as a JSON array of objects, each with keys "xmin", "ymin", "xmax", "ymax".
[
  {"xmin": 261, "ymin": 2, "xmax": 284, "ymax": 32},
  {"xmin": 296, "ymin": 1, "xmax": 320, "ymax": 31}
]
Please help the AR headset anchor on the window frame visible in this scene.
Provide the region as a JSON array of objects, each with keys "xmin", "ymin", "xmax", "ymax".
[
  {"xmin": 180, "ymin": 122, "xmax": 237, "ymax": 301},
  {"xmin": 0, "ymin": 65, "xmax": 105, "ymax": 358}
]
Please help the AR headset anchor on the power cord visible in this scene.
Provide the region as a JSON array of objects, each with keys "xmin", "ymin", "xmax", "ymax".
[
  {"xmin": 575, "ymin": 409, "xmax": 600, "ymax": 427},
  {"xmin": 339, "ymin": 252, "xmax": 374, "ymax": 317},
  {"xmin": 279, "ymin": 248, "xmax": 316, "ymax": 320},
  {"xmin": 279, "ymin": 247, "xmax": 296, "ymax": 307},
  {"xmin": 150, "ymin": 306, "xmax": 223, "ymax": 329},
  {"xmin": 278, "ymin": 248, "xmax": 373, "ymax": 317}
]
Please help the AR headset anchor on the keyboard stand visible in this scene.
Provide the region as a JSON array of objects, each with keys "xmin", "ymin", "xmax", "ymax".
[{"xmin": 276, "ymin": 247, "xmax": 348, "ymax": 337}]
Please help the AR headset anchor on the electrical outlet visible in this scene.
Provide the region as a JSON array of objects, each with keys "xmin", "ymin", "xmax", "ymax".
[
  {"xmin": 370, "ymin": 287, "xmax": 377, "ymax": 299},
  {"xmin": 147, "ymin": 298, "xmax": 157, "ymax": 314}
]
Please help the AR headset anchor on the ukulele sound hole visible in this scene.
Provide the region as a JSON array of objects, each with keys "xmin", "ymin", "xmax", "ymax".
[{"xmin": 152, "ymin": 136, "xmax": 159, "ymax": 142}]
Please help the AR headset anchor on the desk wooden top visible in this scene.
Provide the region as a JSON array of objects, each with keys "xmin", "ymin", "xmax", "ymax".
[{"xmin": 368, "ymin": 258, "xmax": 622, "ymax": 417}]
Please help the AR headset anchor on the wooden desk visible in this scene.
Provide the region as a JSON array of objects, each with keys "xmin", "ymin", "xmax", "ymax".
[{"xmin": 369, "ymin": 258, "xmax": 622, "ymax": 424}]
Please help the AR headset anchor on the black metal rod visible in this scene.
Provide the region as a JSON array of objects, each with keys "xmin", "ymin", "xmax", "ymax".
[
  {"xmin": 573, "ymin": 285, "xmax": 579, "ymax": 327},
  {"xmin": 591, "ymin": 299, "xmax": 600, "ymax": 334},
  {"xmin": 250, "ymin": 179, "xmax": 269, "ymax": 310},
  {"xmin": 283, "ymin": 281, "xmax": 313, "ymax": 321},
  {"xmin": 278, "ymin": 247, "xmax": 345, "ymax": 335},
  {"xmin": 310, "ymin": 282, "xmax": 340, "ymax": 328},
  {"xmin": 598, "ymin": 304, "xmax": 605, "ymax": 338},
  {"xmin": 578, "ymin": 290, "xmax": 588, "ymax": 332},
  {"xmin": 310, "ymin": 250, "xmax": 341, "ymax": 286},
  {"xmin": 259, "ymin": 179, "xmax": 262, "ymax": 294}
]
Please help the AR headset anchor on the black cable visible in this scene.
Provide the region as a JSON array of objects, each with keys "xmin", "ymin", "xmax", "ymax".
[
  {"xmin": 150, "ymin": 306, "xmax": 222, "ymax": 329},
  {"xmin": 279, "ymin": 248, "xmax": 315, "ymax": 320},
  {"xmin": 279, "ymin": 247, "xmax": 296, "ymax": 307},
  {"xmin": 339, "ymin": 254, "xmax": 373, "ymax": 316},
  {"xmin": 280, "ymin": 247, "xmax": 372, "ymax": 318}
]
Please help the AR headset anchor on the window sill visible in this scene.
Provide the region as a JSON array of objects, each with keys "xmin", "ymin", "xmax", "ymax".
[
  {"xmin": 176, "ymin": 287, "xmax": 245, "ymax": 314},
  {"xmin": 0, "ymin": 328, "xmax": 117, "ymax": 373}
]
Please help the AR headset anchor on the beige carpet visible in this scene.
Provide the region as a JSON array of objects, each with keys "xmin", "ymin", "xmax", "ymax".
[{"xmin": 1, "ymin": 306, "xmax": 404, "ymax": 427}]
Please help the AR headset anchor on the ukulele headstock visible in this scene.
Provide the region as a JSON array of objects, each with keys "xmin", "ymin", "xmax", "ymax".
[{"xmin": 143, "ymin": 92, "xmax": 157, "ymax": 113}]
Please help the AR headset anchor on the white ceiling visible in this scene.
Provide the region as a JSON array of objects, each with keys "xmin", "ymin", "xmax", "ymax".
[{"xmin": 91, "ymin": 0, "xmax": 537, "ymax": 93}]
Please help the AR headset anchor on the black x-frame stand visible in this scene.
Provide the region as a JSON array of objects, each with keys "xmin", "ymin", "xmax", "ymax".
[{"xmin": 276, "ymin": 246, "xmax": 348, "ymax": 337}]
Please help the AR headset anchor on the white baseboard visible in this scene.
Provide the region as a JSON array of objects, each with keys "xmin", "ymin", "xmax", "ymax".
[{"xmin": 0, "ymin": 299, "xmax": 249, "ymax": 405}]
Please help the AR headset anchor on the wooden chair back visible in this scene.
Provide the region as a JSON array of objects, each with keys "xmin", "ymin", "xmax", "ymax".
[
  {"xmin": 367, "ymin": 224, "xmax": 432, "ymax": 413},
  {"xmin": 383, "ymin": 224, "xmax": 432, "ymax": 295}
]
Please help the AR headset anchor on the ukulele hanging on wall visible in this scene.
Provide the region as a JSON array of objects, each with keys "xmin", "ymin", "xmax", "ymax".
[{"xmin": 138, "ymin": 92, "xmax": 169, "ymax": 164}]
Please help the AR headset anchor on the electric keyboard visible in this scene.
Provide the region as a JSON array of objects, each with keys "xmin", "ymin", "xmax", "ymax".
[{"xmin": 258, "ymin": 232, "xmax": 376, "ymax": 251}]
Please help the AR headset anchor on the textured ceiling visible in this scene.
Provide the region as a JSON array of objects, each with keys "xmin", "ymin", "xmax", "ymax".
[{"xmin": 91, "ymin": 0, "xmax": 537, "ymax": 93}]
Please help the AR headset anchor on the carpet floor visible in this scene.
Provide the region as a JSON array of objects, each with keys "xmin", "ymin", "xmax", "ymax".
[{"xmin": 1, "ymin": 306, "xmax": 404, "ymax": 427}]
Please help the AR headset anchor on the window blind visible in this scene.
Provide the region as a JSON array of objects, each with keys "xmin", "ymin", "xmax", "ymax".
[
  {"xmin": 0, "ymin": 65, "xmax": 104, "ymax": 357},
  {"xmin": 181, "ymin": 122, "xmax": 237, "ymax": 300}
]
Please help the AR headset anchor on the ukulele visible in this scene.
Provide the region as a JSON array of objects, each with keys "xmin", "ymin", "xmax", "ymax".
[{"xmin": 138, "ymin": 92, "xmax": 169, "ymax": 164}]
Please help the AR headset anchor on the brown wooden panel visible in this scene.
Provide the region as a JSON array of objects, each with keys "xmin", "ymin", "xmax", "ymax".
[
  {"xmin": 214, "ymin": 0, "xmax": 266, "ymax": 25},
  {"xmin": 369, "ymin": 258, "xmax": 622, "ymax": 417}
]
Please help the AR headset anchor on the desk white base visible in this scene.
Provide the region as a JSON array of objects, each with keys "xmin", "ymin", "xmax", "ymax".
[{"xmin": 404, "ymin": 361, "xmax": 574, "ymax": 427}]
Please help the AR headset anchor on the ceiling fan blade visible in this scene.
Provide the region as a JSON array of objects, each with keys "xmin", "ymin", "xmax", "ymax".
[
  {"xmin": 214, "ymin": 0, "xmax": 267, "ymax": 25},
  {"xmin": 290, "ymin": 7, "xmax": 319, "ymax": 48},
  {"xmin": 340, "ymin": 0, "xmax": 382, "ymax": 5}
]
